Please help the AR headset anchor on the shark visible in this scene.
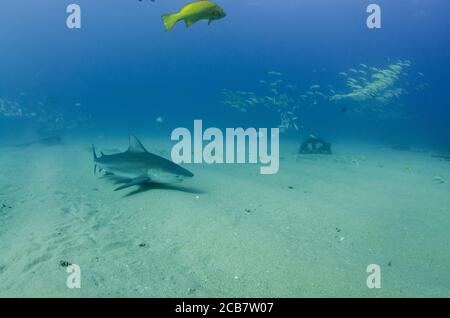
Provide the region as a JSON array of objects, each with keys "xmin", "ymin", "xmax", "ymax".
[{"xmin": 93, "ymin": 135, "xmax": 194, "ymax": 191}]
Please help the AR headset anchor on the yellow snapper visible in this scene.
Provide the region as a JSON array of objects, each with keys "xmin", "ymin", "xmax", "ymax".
[{"xmin": 162, "ymin": 0, "xmax": 226, "ymax": 32}]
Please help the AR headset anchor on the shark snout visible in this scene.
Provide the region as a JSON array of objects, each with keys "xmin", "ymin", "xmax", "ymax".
[
  {"xmin": 183, "ymin": 170, "xmax": 194, "ymax": 178},
  {"xmin": 177, "ymin": 170, "xmax": 194, "ymax": 179},
  {"xmin": 172, "ymin": 163, "xmax": 194, "ymax": 178}
]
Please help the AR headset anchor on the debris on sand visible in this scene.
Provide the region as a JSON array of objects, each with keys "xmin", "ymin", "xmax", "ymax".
[
  {"xmin": 187, "ymin": 288, "xmax": 197, "ymax": 295},
  {"xmin": 59, "ymin": 260, "xmax": 72, "ymax": 268},
  {"xmin": 1, "ymin": 203, "xmax": 12, "ymax": 210}
]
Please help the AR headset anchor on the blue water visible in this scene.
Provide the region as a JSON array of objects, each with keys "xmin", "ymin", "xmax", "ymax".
[{"xmin": 1, "ymin": 0, "xmax": 449, "ymax": 146}]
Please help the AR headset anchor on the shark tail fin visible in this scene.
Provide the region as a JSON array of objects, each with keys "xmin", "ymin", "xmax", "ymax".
[
  {"xmin": 92, "ymin": 145, "xmax": 98, "ymax": 175},
  {"xmin": 92, "ymin": 144, "xmax": 98, "ymax": 160},
  {"xmin": 162, "ymin": 13, "xmax": 179, "ymax": 32}
]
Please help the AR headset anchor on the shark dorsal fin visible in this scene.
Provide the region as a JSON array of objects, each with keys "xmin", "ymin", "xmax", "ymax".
[{"xmin": 128, "ymin": 135, "xmax": 148, "ymax": 153}]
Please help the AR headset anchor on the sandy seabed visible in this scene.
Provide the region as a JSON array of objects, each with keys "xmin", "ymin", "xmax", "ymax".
[{"xmin": 0, "ymin": 136, "xmax": 449, "ymax": 297}]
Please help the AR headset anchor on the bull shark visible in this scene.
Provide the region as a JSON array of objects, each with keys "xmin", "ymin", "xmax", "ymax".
[{"xmin": 93, "ymin": 135, "xmax": 194, "ymax": 191}]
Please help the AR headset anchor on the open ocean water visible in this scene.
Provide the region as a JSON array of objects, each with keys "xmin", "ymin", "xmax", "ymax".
[{"xmin": 0, "ymin": 0, "xmax": 449, "ymax": 298}]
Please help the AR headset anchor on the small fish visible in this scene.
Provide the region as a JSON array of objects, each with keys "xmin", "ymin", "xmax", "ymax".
[
  {"xmin": 432, "ymin": 176, "xmax": 445, "ymax": 184},
  {"xmin": 161, "ymin": 0, "xmax": 226, "ymax": 32},
  {"xmin": 267, "ymin": 71, "xmax": 283, "ymax": 76}
]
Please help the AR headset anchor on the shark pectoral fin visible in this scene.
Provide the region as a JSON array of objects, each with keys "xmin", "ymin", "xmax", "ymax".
[{"xmin": 114, "ymin": 176, "xmax": 151, "ymax": 191}]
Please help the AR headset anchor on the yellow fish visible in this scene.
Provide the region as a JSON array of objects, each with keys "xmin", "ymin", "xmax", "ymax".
[{"xmin": 162, "ymin": 1, "xmax": 226, "ymax": 32}]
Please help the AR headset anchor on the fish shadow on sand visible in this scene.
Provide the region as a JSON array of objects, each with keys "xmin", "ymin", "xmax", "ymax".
[
  {"xmin": 123, "ymin": 183, "xmax": 204, "ymax": 197},
  {"xmin": 100, "ymin": 175, "xmax": 204, "ymax": 197}
]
